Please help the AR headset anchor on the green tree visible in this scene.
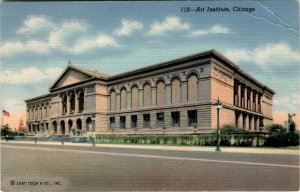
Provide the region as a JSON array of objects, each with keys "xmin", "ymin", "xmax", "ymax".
[{"xmin": 1, "ymin": 125, "xmax": 12, "ymax": 136}]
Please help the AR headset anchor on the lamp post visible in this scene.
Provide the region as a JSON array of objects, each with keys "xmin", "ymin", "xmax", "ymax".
[
  {"xmin": 92, "ymin": 116, "xmax": 96, "ymax": 147},
  {"xmin": 288, "ymin": 113, "xmax": 296, "ymax": 132},
  {"xmin": 214, "ymin": 97, "xmax": 222, "ymax": 152}
]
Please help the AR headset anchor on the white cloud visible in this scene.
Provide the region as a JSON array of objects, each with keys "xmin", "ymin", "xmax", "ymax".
[
  {"xmin": 224, "ymin": 42, "xmax": 299, "ymax": 65},
  {"xmin": 191, "ymin": 25, "xmax": 230, "ymax": 36},
  {"xmin": 48, "ymin": 21, "xmax": 89, "ymax": 49},
  {"xmin": 17, "ymin": 15, "xmax": 54, "ymax": 34},
  {"xmin": 0, "ymin": 67, "xmax": 62, "ymax": 84},
  {"xmin": 0, "ymin": 40, "xmax": 50, "ymax": 57},
  {"xmin": 113, "ymin": 19, "xmax": 143, "ymax": 36},
  {"xmin": 1, "ymin": 17, "xmax": 119, "ymax": 57},
  {"xmin": 69, "ymin": 34, "xmax": 118, "ymax": 53},
  {"xmin": 149, "ymin": 16, "xmax": 190, "ymax": 35}
]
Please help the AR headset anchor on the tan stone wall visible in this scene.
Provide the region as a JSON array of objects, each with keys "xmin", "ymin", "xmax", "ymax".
[
  {"xmin": 95, "ymin": 84, "xmax": 108, "ymax": 113},
  {"xmin": 262, "ymin": 94, "xmax": 273, "ymax": 119},
  {"xmin": 84, "ymin": 95, "xmax": 96, "ymax": 113},
  {"xmin": 110, "ymin": 90, "xmax": 116, "ymax": 111},
  {"xmin": 211, "ymin": 106, "xmax": 235, "ymax": 129}
]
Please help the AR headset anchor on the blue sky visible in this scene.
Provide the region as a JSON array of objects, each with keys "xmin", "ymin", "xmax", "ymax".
[{"xmin": 0, "ymin": 1, "xmax": 299, "ymax": 127}]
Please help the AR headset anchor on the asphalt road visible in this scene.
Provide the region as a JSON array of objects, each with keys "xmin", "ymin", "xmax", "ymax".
[{"xmin": 1, "ymin": 143, "xmax": 299, "ymax": 191}]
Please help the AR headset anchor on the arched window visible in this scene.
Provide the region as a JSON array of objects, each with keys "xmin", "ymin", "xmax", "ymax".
[
  {"xmin": 78, "ymin": 92, "xmax": 84, "ymax": 112},
  {"xmin": 131, "ymin": 85, "xmax": 139, "ymax": 108},
  {"xmin": 171, "ymin": 77, "xmax": 181, "ymax": 104},
  {"xmin": 53, "ymin": 121, "xmax": 57, "ymax": 134},
  {"xmin": 143, "ymin": 83, "xmax": 151, "ymax": 107},
  {"xmin": 157, "ymin": 80, "xmax": 165, "ymax": 106},
  {"xmin": 120, "ymin": 88, "xmax": 127, "ymax": 110},
  {"xmin": 110, "ymin": 90, "xmax": 116, "ymax": 111},
  {"xmin": 188, "ymin": 74, "xmax": 198, "ymax": 102}
]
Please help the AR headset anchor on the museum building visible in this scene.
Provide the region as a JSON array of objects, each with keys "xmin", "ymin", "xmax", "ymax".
[{"xmin": 25, "ymin": 49, "xmax": 275, "ymax": 135}]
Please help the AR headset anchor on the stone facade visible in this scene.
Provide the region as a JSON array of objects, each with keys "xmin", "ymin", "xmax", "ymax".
[{"xmin": 25, "ymin": 49, "xmax": 275, "ymax": 135}]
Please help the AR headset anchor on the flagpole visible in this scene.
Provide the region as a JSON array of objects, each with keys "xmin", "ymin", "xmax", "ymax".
[{"xmin": 1, "ymin": 110, "xmax": 3, "ymax": 128}]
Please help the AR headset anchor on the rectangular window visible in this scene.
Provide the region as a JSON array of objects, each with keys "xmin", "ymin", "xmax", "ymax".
[
  {"xmin": 120, "ymin": 116, "xmax": 126, "ymax": 129},
  {"xmin": 188, "ymin": 110, "xmax": 197, "ymax": 126},
  {"xmin": 157, "ymin": 113, "xmax": 164, "ymax": 128},
  {"xmin": 110, "ymin": 117, "xmax": 115, "ymax": 129},
  {"xmin": 131, "ymin": 115, "xmax": 137, "ymax": 128},
  {"xmin": 143, "ymin": 114, "xmax": 150, "ymax": 128},
  {"xmin": 171, "ymin": 111, "xmax": 180, "ymax": 127}
]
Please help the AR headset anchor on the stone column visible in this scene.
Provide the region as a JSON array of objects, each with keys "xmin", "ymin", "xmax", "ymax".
[
  {"xmin": 244, "ymin": 114, "xmax": 249, "ymax": 130},
  {"xmin": 250, "ymin": 90, "xmax": 253, "ymax": 111},
  {"xmin": 67, "ymin": 93, "xmax": 70, "ymax": 114},
  {"xmin": 137, "ymin": 114, "xmax": 143, "ymax": 129},
  {"xmin": 150, "ymin": 112, "xmax": 156, "ymax": 128},
  {"xmin": 244, "ymin": 87, "xmax": 247, "ymax": 109},
  {"xmin": 165, "ymin": 84, "xmax": 171, "ymax": 105},
  {"xmin": 127, "ymin": 91, "xmax": 132, "ymax": 109},
  {"xmin": 151, "ymin": 86, "xmax": 157, "ymax": 106},
  {"xmin": 35, "ymin": 108, "xmax": 37, "ymax": 121},
  {"xmin": 197, "ymin": 80, "xmax": 201, "ymax": 101},
  {"xmin": 180, "ymin": 110, "xmax": 187, "ymax": 127},
  {"xmin": 238, "ymin": 83, "xmax": 241, "ymax": 107},
  {"xmin": 181, "ymin": 81, "xmax": 188, "ymax": 103},
  {"xmin": 107, "ymin": 95, "xmax": 111, "ymax": 111},
  {"xmin": 138, "ymin": 89, "xmax": 143, "ymax": 108},
  {"xmin": 250, "ymin": 116, "xmax": 254, "ymax": 131},
  {"xmin": 57, "ymin": 124, "xmax": 61, "ymax": 135},
  {"xmin": 237, "ymin": 113, "xmax": 242, "ymax": 128},
  {"xmin": 116, "ymin": 93, "xmax": 121, "ymax": 111},
  {"xmin": 256, "ymin": 93, "xmax": 259, "ymax": 113},
  {"xmin": 253, "ymin": 92, "xmax": 256, "ymax": 112},
  {"xmin": 164, "ymin": 111, "xmax": 171, "ymax": 129},
  {"xmin": 82, "ymin": 118, "xmax": 86, "ymax": 132},
  {"xmin": 126, "ymin": 115, "xmax": 131, "ymax": 129},
  {"xmin": 115, "ymin": 116, "xmax": 120, "ymax": 129}
]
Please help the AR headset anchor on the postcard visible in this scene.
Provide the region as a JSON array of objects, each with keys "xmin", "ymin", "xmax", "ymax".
[{"xmin": 1, "ymin": 1, "xmax": 299, "ymax": 191}]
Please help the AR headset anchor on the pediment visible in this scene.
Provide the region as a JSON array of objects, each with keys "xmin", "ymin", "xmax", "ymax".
[{"xmin": 50, "ymin": 67, "xmax": 92, "ymax": 90}]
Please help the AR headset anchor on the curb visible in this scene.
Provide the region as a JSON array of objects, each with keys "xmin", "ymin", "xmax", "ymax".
[{"xmin": 1, "ymin": 140, "xmax": 299, "ymax": 156}]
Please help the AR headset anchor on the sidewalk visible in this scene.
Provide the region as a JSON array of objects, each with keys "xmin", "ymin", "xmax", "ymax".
[{"xmin": 1, "ymin": 140, "xmax": 299, "ymax": 156}]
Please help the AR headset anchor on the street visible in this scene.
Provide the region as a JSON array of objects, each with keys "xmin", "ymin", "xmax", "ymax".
[{"xmin": 1, "ymin": 143, "xmax": 299, "ymax": 191}]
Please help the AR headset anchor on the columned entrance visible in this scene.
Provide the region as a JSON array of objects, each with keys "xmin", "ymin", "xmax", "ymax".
[
  {"xmin": 60, "ymin": 120, "xmax": 65, "ymax": 135},
  {"xmin": 86, "ymin": 117, "xmax": 92, "ymax": 131},
  {"xmin": 76, "ymin": 119, "xmax": 82, "ymax": 130},
  {"xmin": 68, "ymin": 120, "xmax": 73, "ymax": 134},
  {"xmin": 53, "ymin": 121, "xmax": 57, "ymax": 134}
]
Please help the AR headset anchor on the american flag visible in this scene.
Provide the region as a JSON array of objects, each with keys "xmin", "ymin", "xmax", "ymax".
[{"xmin": 2, "ymin": 110, "xmax": 10, "ymax": 117}]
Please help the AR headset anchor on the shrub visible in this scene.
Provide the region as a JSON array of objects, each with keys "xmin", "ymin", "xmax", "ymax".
[
  {"xmin": 267, "ymin": 124, "xmax": 286, "ymax": 134},
  {"xmin": 288, "ymin": 132, "xmax": 299, "ymax": 146},
  {"xmin": 220, "ymin": 124, "xmax": 245, "ymax": 134}
]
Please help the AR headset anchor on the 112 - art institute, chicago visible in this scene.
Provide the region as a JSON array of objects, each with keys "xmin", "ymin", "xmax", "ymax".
[{"xmin": 25, "ymin": 49, "xmax": 275, "ymax": 136}]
